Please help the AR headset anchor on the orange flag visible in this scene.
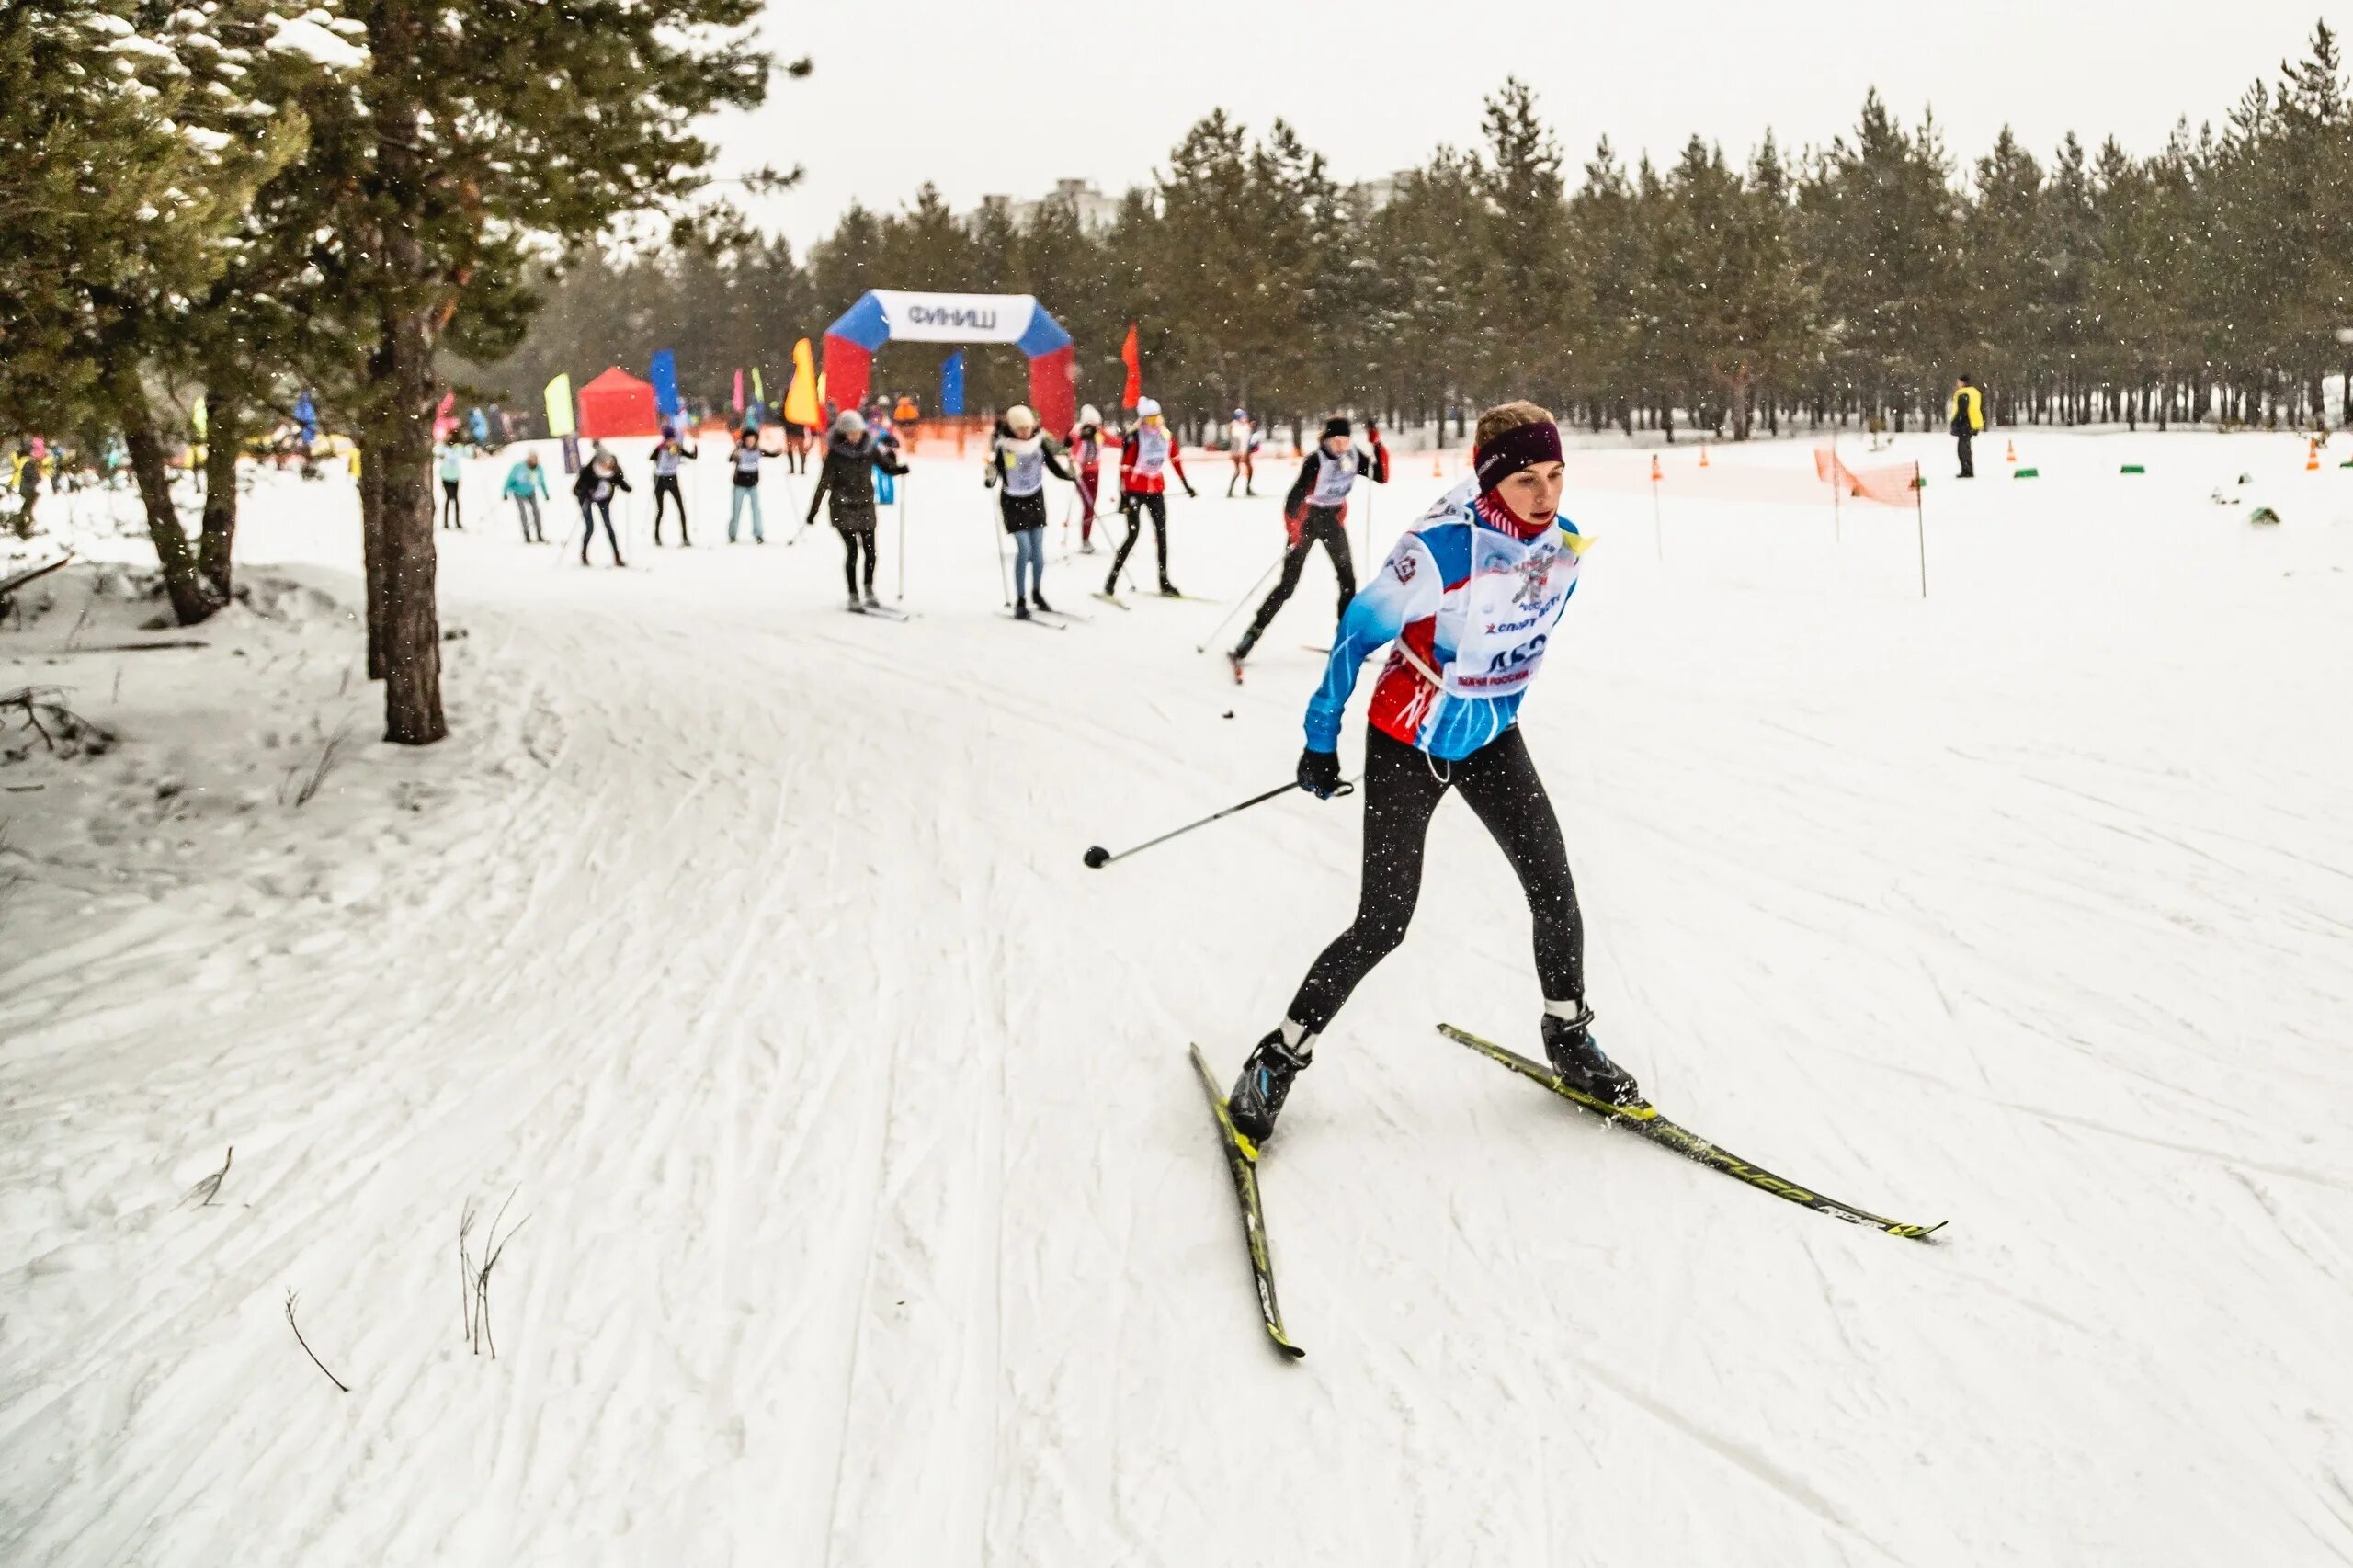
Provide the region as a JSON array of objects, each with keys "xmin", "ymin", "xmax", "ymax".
[{"xmin": 1120, "ymin": 323, "xmax": 1142, "ymax": 408}]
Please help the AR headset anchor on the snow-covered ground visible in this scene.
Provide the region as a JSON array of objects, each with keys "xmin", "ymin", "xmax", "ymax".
[{"xmin": 3, "ymin": 427, "xmax": 2350, "ymax": 1566}]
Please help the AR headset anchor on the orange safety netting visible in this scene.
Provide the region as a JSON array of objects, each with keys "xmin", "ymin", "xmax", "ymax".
[{"xmin": 1813, "ymin": 448, "xmax": 1919, "ymax": 506}]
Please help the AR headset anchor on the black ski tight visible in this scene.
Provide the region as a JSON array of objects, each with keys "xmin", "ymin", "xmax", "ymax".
[
  {"xmin": 1108, "ymin": 491, "xmax": 1168, "ymax": 584},
  {"xmin": 653, "ymin": 475, "xmax": 688, "ymax": 543},
  {"xmin": 440, "ymin": 480, "xmax": 462, "ymax": 529},
  {"xmin": 839, "ymin": 526, "xmax": 877, "ymax": 595},
  {"xmin": 1239, "ymin": 506, "xmax": 1355, "ymax": 653},
  {"xmin": 1288, "ymin": 724, "xmax": 1584, "ymax": 1033}
]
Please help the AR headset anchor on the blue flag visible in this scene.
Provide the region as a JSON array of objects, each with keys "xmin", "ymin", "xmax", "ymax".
[
  {"xmin": 650, "ymin": 349, "xmax": 682, "ymax": 419},
  {"xmin": 940, "ymin": 350, "xmax": 965, "ymax": 417},
  {"xmin": 293, "ymin": 391, "xmax": 317, "ymax": 444}
]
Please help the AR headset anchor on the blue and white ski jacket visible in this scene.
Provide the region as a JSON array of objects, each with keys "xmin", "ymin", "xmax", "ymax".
[{"xmin": 1304, "ymin": 479, "xmax": 1586, "ymax": 761}]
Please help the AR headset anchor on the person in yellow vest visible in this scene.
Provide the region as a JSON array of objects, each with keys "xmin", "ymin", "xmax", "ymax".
[{"xmin": 1949, "ymin": 375, "xmax": 1985, "ymax": 479}]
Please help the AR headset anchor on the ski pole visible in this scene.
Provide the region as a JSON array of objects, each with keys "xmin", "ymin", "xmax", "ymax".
[
  {"xmin": 897, "ymin": 474, "xmax": 908, "ymax": 601},
  {"xmin": 1082, "ymin": 778, "xmax": 1352, "ymax": 869},
  {"xmin": 1194, "ymin": 548, "xmax": 1286, "ymax": 653},
  {"xmin": 987, "ymin": 489, "xmax": 1011, "ymax": 606}
]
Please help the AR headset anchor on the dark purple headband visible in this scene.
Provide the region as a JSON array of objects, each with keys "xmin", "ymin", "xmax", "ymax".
[{"xmin": 1473, "ymin": 419, "xmax": 1563, "ymax": 492}]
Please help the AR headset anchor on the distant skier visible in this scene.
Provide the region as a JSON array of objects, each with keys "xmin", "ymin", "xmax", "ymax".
[
  {"xmin": 573, "ymin": 446, "xmax": 631, "ymax": 567},
  {"xmin": 1105, "ymin": 396, "xmax": 1194, "ymax": 597},
  {"xmin": 1949, "ymin": 375, "xmax": 1984, "ymax": 479},
  {"xmin": 785, "ymin": 419, "xmax": 814, "ymax": 475},
  {"xmin": 648, "ymin": 429, "xmax": 698, "ymax": 546},
  {"xmin": 986, "ymin": 404, "xmax": 1074, "ymax": 619},
  {"xmin": 870, "ymin": 398, "xmax": 904, "ymax": 506},
  {"xmin": 727, "ymin": 427, "xmax": 766, "ymax": 542},
  {"xmin": 1230, "ymin": 416, "xmax": 1391, "ymax": 676},
  {"xmin": 1225, "ymin": 408, "xmax": 1259, "ymax": 498},
  {"xmin": 1067, "ymin": 404, "xmax": 1108, "ymax": 552},
  {"xmin": 503, "ymin": 450, "xmax": 551, "ymax": 542},
  {"xmin": 1222, "ymin": 401, "xmax": 1636, "ymax": 1142},
  {"xmin": 435, "ymin": 439, "xmax": 465, "ymax": 529},
  {"xmin": 806, "ymin": 409, "xmax": 908, "ymax": 610}
]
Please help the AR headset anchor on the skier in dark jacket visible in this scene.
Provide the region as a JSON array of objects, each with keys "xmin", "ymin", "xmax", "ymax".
[
  {"xmin": 805, "ymin": 410, "xmax": 909, "ymax": 609},
  {"xmin": 572, "ymin": 446, "xmax": 631, "ymax": 567},
  {"xmin": 1230, "ymin": 416, "xmax": 1390, "ymax": 676}
]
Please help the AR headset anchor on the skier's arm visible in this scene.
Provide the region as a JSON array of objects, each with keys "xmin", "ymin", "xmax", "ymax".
[
  {"xmin": 1042, "ymin": 441, "xmax": 1074, "ymax": 483},
  {"xmin": 1169, "ymin": 446, "xmax": 1192, "ymax": 493},
  {"xmin": 536, "ymin": 470, "xmax": 551, "ymax": 498},
  {"xmin": 1282, "ymin": 453, "xmax": 1318, "ymax": 517},
  {"xmin": 1302, "ymin": 534, "xmax": 1440, "ymax": 753},
  {"xmin": 1362, "ymin": 426, "xmax": 1390, "ymax": 484},
  {"xmin": 874, "ymin": 444, "xmax": 907, "ymax": 477}
]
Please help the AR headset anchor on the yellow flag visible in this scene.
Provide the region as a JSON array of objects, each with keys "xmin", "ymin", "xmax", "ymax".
[
  {"xmin": 784, "ymin": 338, "xmax": 820, "ymax": 426},
  {"xmin": 752, "ymin": 368, "xmax": 765, "ymax": 405},
  {"xmin": 191, "ymin": 396, "xmax": 208, "ymax": 438},
  {"xmin": 544, "ymin": 374, "xmax": 575, "ymax": 437}
]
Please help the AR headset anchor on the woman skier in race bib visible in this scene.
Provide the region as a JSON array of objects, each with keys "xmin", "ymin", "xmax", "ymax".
[
  {"xmin": 985, "ymin": 404, "xmax": 1074, "ymax": 619},
  {"xmin": 1104, "ymin": 396, "xmax": 1194, "ymax": 597},
  {"xmin": 1224, "ymin": 401, "xmax": 1637, "ymax": 1141}
]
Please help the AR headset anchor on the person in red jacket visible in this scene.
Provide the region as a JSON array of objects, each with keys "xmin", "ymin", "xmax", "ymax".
[
  {"xmin": 1067, "ymin": 403, "xmax": 1109, "ymax": 552},
  {"xmin": 1230, "ymin": 415, "xmax": 1389, "ymax": 674},
  {"xmin": 1104, "ymin": 396, "xmax": 1194, "ymax": 597}
]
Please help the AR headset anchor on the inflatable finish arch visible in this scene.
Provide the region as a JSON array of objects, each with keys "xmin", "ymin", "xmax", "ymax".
[{"xmin": 822, "ymin": 290, "xmax": 1075, "ymax": 435}]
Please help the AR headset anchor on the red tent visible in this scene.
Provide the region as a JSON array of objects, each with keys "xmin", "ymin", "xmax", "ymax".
[{"xmin": 574, "ymin": 367, "xmax": 661, "ymax": 439}]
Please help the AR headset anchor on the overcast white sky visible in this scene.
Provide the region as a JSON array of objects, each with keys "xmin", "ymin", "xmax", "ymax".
[{"xmin": 713, "ymin": 1, "xmax": 2332, "ymax": 249}]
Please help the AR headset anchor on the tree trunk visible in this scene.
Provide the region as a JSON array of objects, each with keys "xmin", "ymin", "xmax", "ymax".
[
  {"xmin": 117, "ymin": 384, "xmax": 221, "ymax": 627},
  {"xmin": 367, "ymin": 304, "xmax": 447, "ymax": 744},
  {"xmin": 198, "ymin": 392, "xmax": 241, "ymax": 600}
]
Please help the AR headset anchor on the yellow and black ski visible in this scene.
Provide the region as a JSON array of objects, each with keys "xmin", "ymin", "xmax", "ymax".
[
  {"xmin": 1438, "ymin": 1023, "xmax": 1946, "ymax": 1242},
  {"xmin": 1187, "ymin": 1044, "xmax": 1307, "ymax": 1358}
]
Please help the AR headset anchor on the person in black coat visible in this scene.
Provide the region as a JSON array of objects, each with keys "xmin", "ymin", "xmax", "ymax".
[
  {"xmin": 805, "ymin": 410, "xmax": 909, "ymax": 608},
  {"xmin": 572, "ymin": 446, "xmax": 631, "ymax": 566}
]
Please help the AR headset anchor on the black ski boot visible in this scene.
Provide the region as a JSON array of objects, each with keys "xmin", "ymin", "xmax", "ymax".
[
  {"xmin": 1031, "ymin": 588, "xmax": 1053, "ymax": 614},
  {"xmin": 1541, "ymin": 1004, "xmax": 1643, "ymax": 1107},
  {"xmin": 1227, "ymin": 1028, "xmax": 1313, "ymax": 1143}
]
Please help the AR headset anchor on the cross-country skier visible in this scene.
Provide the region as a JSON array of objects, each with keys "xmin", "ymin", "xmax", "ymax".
[
  {"xmin": 1105, "ymin": 396, "xmax": 1193, "ymax": 597},
  {"xmin": 1067, "ymin": 404, "xmax": 1108, "ymax": 551},
  {"xmin": 727, "ymin": 427, "xmax": 765, "ymax": 543},
  {"xmin": 503, "ymin": 450, "xmax": 550, "ymax": 542},
  {"xmin": 986, "ymin": 404, "xmax": 1074, "ymax": 619},
  {"xmin": 1230, "ymin": 416, "xmax": 1391, "ymax": 676},
  {"xmin": 1222, "ymin": 401, "xmax": 1637, "ymax": 1142},
  {"xmin": 648, "ymin": 430, "xmax": 698, "ymax": 545},
  {"xmin": 806, "ymin": 409, "xmax": 908, "ymax": 610},
  {"xmin": 1225, "ymin": 408, "xmax": 1258, "ymax": 498},
  {"xmin": 435, "ymin": 439, "xmax": 465, "ymax": 529},
  {"xmin": 573, "ymin": 446, "xmax": 631, "ymax": 567}
]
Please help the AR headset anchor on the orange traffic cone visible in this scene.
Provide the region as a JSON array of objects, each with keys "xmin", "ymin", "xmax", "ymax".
[
  {"xmin": 1649, "ymin": 454, "xmax": 1663, "ymax": 483},
  {"xmin": 1698, "ymin": 445, "xmax": 1711, "ymax": 469},
  {"xmin": 2306, "ymin": 439, "xmax": 2322, "ymax": 472},
  {"xmin": 2005, "ymin": 438, "xmax": 2017, "ymax": 464},
  {"xmin": 1432, "ymin": 453, "xmax": 1443, "ymax": 477}
]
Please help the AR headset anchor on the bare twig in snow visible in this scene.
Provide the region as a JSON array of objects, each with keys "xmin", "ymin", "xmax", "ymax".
[
  {"xmin": 280, "ymin": 721, "xmax": 352, "ymax": 808},
  {"xmin": 183, "ymin": 1144, "xmax": 233, "ymax": 1208},
  {"xmin": 0, "ymin": 687, "xmax": 115, "ymax": 760},
  {"xmin": 465, "ymin": 1187, "xmax": 527, "ymax": 1359},
  {"xmin": 285, "ymin": 1290, "xmax": 350, "ymax": 1393},
  {"xmin": 459, "ymin": 1202, "xmax": 477, "ymax": 1345}
]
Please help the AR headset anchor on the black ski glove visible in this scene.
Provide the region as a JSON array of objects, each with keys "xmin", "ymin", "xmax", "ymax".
[
  {"xmin": 1183, "ymin": 483, "xmax": 1199, "ymax": 499},
  {"xmin": 1296, "ymin": 747, "xmax": 1342, "ymax": 800}
]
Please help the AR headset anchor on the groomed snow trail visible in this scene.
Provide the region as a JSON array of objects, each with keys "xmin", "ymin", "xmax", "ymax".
[{"xmin": 3, "ymin": 432, "xmax": 2351, "ymax": 1566}]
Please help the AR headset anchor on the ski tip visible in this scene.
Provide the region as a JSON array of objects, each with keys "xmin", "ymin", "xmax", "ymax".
[
  {"xmin": 1268, "ymin": 1329, "xmax": 1307, "ymax": 1360},
  {"xmin": 1889, "ymin": 1220, "xmax": 1949, "ymax": 1243}
]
